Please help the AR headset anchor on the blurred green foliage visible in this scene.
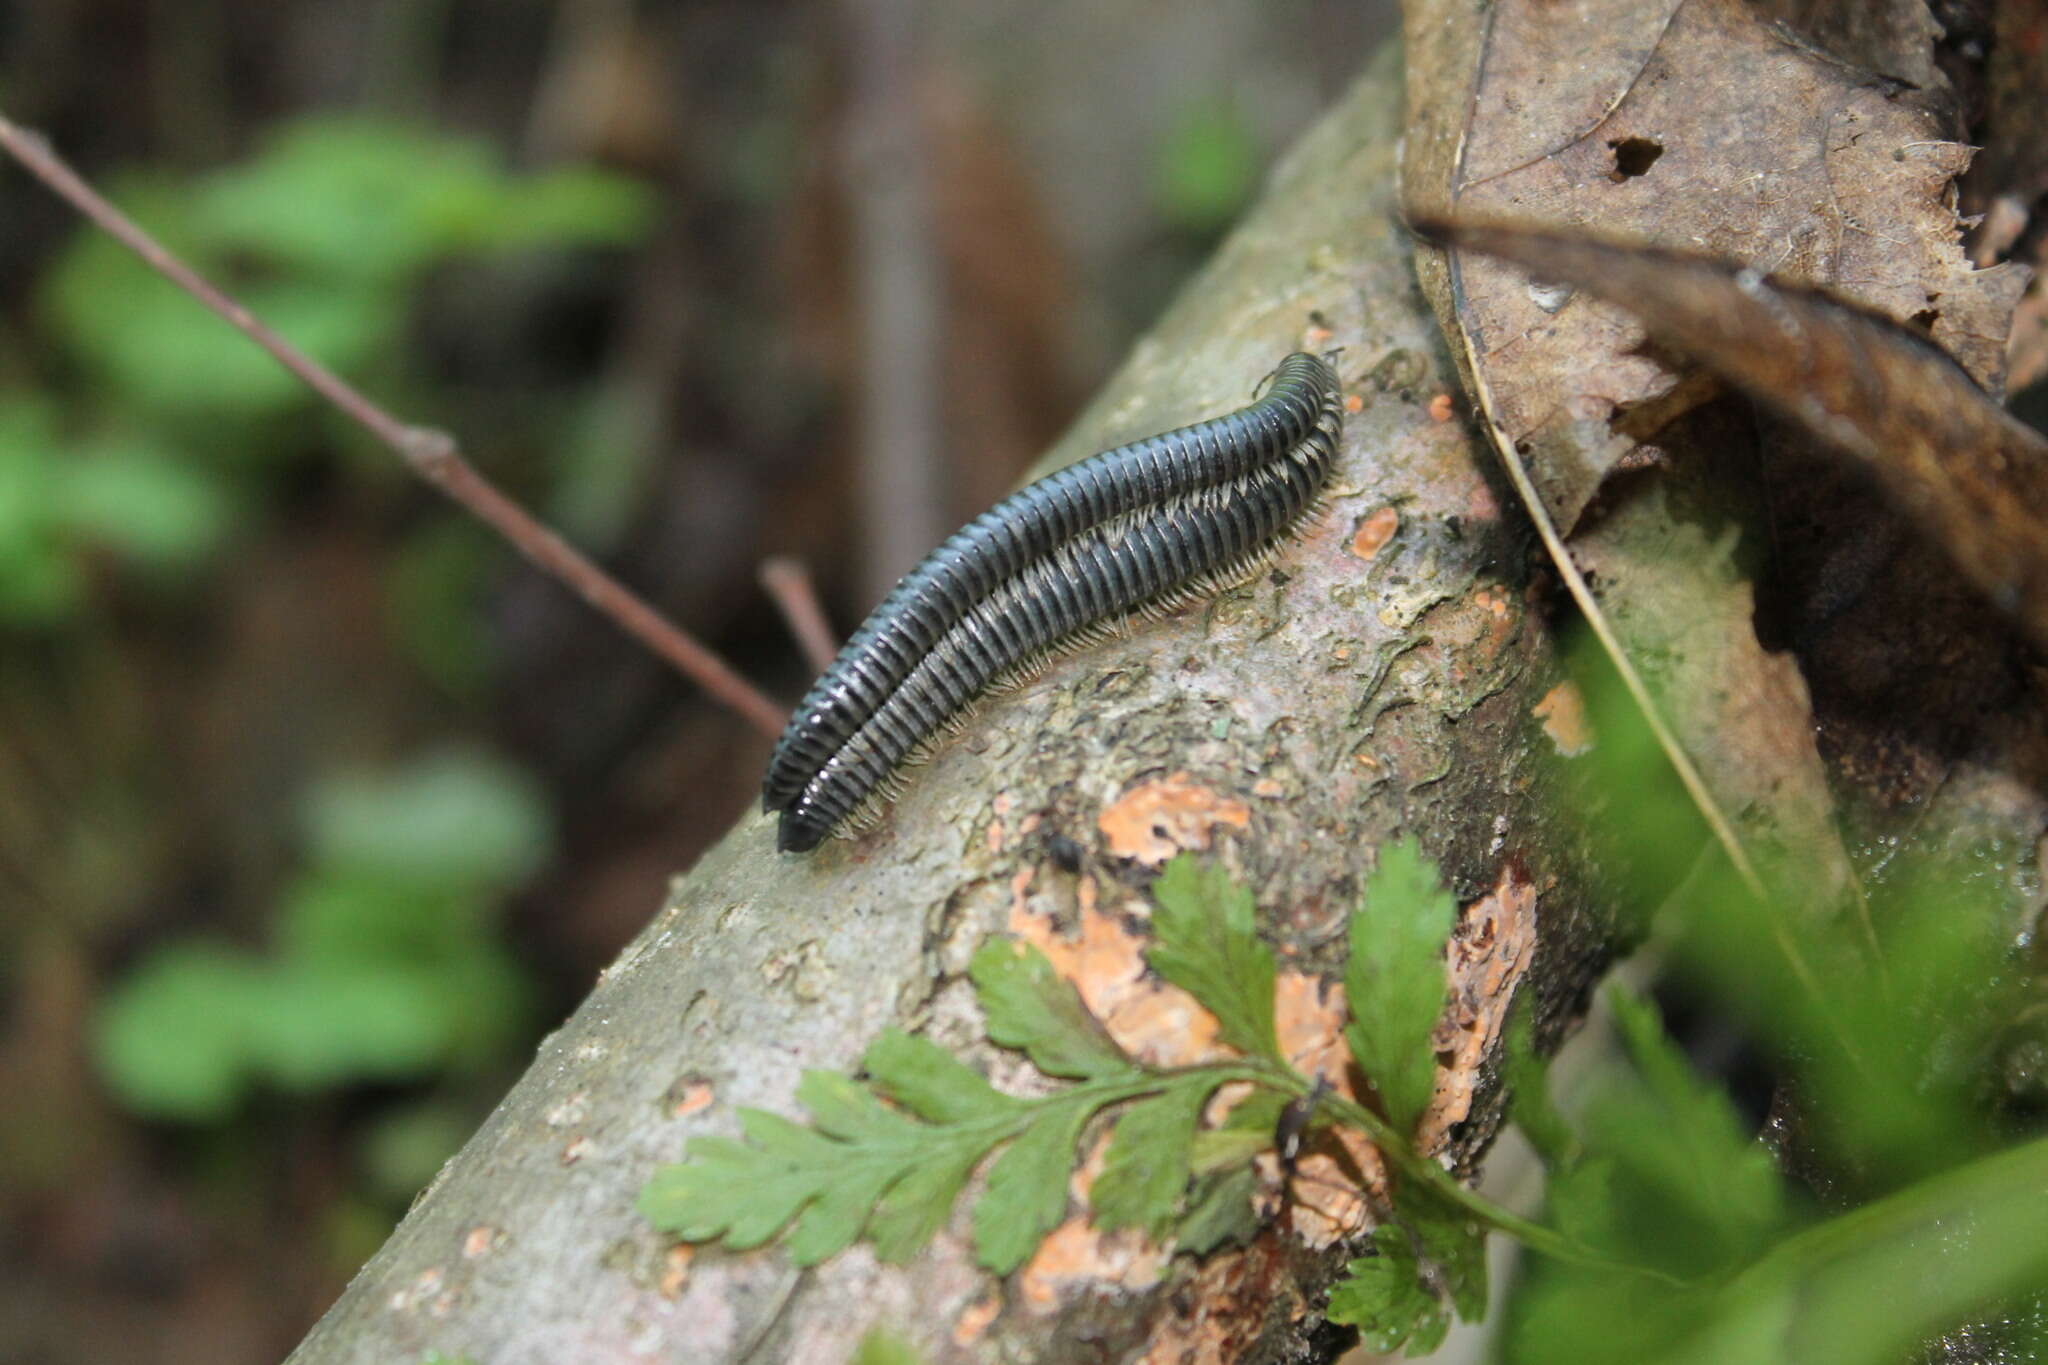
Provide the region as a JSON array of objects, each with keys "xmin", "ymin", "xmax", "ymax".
[
  {"xmin": 1152, "ymin": 99, "xmax": 1259, "ymax": 235},
  {"xmin": 96, "ymin": 748, "xmax": 549, "ymax": 1121},
  {"xmin": 44, "ymin": 118, "xmax": 650, "ymax": 430},
  {"xmin": 13, "ymin": 116, "xmax": 651, "ymax": 1151},
  {"xmin": 9, "ymin": 113, "xmax": 651, "ymax": 630},
  {"xmin": 1492, "ymin": 635, "xmax": 2048, "ymax": 1364},
  {"xmin": 0, "ymin": 397, "xmax": 231, "ymax": 621}
]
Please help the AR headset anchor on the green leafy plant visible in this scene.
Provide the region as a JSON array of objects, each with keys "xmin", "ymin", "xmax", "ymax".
[
  {"xmin": 95, "ymin": 747, "xmax": 547, "ymax": 1121},
  {"xmin": 642, "ymin": 775, "xmax": 2048, "ymax": 1363},
  {"xmin": 0, "ymin": 397, "xmax": 230, "ymax": 623},
  {"xmin": 643, "ymin": 842, "xmax": 1518, "ymax": 1345},
  {"xmin": 1482, "ymin": 638, "xmax": 2048, "ymax": 1364},
  {"xmin": 3, "ymin": 115, "xmax": 652, "ymax": 629}
]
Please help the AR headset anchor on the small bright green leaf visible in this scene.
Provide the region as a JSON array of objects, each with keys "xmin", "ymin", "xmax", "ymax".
[
  {"xmin": 969, "ymin": 938, "xmax": 1132, "ymax": 1078},
  {"xmin": 638, "ymin": 1146, "xmax": 790, "ymax": 1252},
  {"xmin": 1147, "ymin": 855, "xmax": 1279, "ymax": 1061},
  {"xmin": 0, "ymin": 401, "xmax": 78, "ymax": 623},
  {"xmin": 1503, "ymin": 990, "xmax": 1577, "ymax": 1168},
  {"xmin": 721, "ymin": 1144, "xmax": 841, "ymax": 1250},
  {"xmin": 1396, "ymin": 1185, "xmax": 1489, "ymax": 1322},
  {"xmin": 1091, "ymin": 1081, "xmax": 1211, "ymax": 1240},
  {"xmin": 1153, "ymin": 99, "xmax": 1259, "ymax": 234},
  {"xmin": 490, "ymin": 166, "xmax": 656, "ymax": 249},
  {"xmin": 1575, "ymin": 986, "xmax": 1786, "ymax": 1275},
  {"xmin": 868, "ymin": 1144, "xmax": 981, "ymax": 1263},
  {"xmin": 863, "ymin": 1028, "xmax": 1016, "ymax": 1124},
  {"xmin": 1344, "ymin": 838, "xmax": 1456, "ymax": 1136},
  {"xmin": 974, "ymin": 1099, "xmax": 1087, "ymax": 1272},
  {"xmin": 786, "ymin": 1159, "xmax": 897, "ymax": 1266},
  {"xmin": 48, "ymin": 218, "xmax": 386, "ymax": 420},
  {"xmin": 1545, "ymin": 1153, "xmax": 1623, "ymax": 1254},
  {"xmin": 304, "ymin": 748, "xmax": 551, "ymax": 890},
  {"xmin": 57, "ymin": 438, "xmax": 230, "ymax": 571},
  {"xmin": 193, "ymin": 119, "xmax": 497, "ymax": 278},
  {"xmin": 1503, "ymin": 1262, "xmax": 1711, "ymax": 1365},
  {"xmin": 1176, "ymin": 1165, "xmax": 1263, "ymax": 1255},
  {"xmin": 850, "ymin": 1327, "xmax": 924, "ymax": 1365},
  {"xmin": 1327, "ymin": 1225, "xmax": 1448, "ymax": 1357},
  {"xmin": 275, "ymin": 869, "xmax": 482, "ymax": 967},
  {"xmin": 739, "ymin": 1105, "xmax": 843, "ymax": 1160},
  {"xmin": 246, "ymin": 962, "xmax": 453, "ymax": 1089},
  {"xmin": 794, "ymin": 1069, "xmax": 911, "ymax": 1143},
  {"xmin": 94, "ymin": 941, "xmax": 267, "ymax": 1120}
]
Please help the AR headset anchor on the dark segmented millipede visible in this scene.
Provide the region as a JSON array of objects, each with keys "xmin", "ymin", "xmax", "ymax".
[{"xmin": 763, "ymin": 351, "xmax": 1344, "ymax": 853}]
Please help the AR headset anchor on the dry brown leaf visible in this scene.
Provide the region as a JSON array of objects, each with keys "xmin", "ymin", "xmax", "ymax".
[
  {"xmin": 1417, "ymin": 0, "xmax": 2025, "ymax": 531},
  {"xmin": 1416, "ymin": 219, "xmax": 2048, "ymax": 649}
]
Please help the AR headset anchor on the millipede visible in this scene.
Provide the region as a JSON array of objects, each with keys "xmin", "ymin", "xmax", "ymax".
[{"xmin": 763, "ymin": 351, "xmax": 1345, "ymax": 853}]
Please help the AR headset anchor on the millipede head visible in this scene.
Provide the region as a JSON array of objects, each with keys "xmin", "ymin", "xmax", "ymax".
[{"xmin": 776, "ymin": 806, "xmax": 833, "ymax": 853}]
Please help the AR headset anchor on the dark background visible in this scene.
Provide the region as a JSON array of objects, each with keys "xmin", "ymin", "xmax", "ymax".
[{"xmin": 0, "ymin": 3, "xmax": 1393, "ymax": 1360}]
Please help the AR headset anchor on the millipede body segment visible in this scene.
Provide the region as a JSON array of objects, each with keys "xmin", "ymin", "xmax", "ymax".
[{"xmin": 763, "ymin": 351, "xmax": 1344, "ymax": 853}]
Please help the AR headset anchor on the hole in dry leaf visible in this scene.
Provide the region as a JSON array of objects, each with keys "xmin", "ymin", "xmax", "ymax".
[
  {"xmin": 1909, "ymin": 308, "xmax": 1940, "ymax": 333},
  {"xmin": 1607, "ymin": 137, "xmax": 1664, "ymax": 181}
]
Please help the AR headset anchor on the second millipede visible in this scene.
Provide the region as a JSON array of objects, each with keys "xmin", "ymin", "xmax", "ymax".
[{"xmin": 763, "ymin": 351, "xmax": 1344, "ymax": 853}]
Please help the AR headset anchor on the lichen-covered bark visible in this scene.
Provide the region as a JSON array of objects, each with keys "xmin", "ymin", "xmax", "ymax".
[{"xmin": 287, "ymin": 40, "xmax": 1621, "ymax": 1365}]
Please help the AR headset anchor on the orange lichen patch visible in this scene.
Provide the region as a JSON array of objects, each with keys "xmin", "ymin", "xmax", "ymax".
[
  {"xmin": 1251, "ymin": 777, "xmax": 1286, "ymax": 799},
  {"xmin": 461, "ymin": 1225, "xmax": 501, "ymax": 1259},
  {"xmin": 668, "ymin": 1078, "xmax": 715, "ymax": 1119},
  {"xmin": 1006, "ymin": 895, "xmax": 1225, "ymax": 1067},
  {"xmin": 1017, "ymin": 1215, "xmax": 1167, "ymax": 1312},
  {"xmin": 1427, "ymin": 392, "xmax": 1456, "ymax": 422},
  {"xmin": 1533, "ymin": 681, "xmax": 1595, "ymax": 757},
  {"xmin": 1274, "ymin": 973, "xmax": 1349, "ymax": 1087},
  {"xmin": 1008, "ymin": 863, "xmax": 1037, "ymax": 920},
  {"xmin": 658, "ymin": 1245, "xmax": 693, "ymax": 1299},
  {"xmin": 1416, "ymin": 861, "xmax": 1539, "ymax": 1155},
  {"xmin": 1098, "ymin": 773, "xmax": 1250, "ymax": 866},
  {"xmin": 388, "ymin": 1265, "xmax": 445, "ymax": 1314},
  {"xmin": 1469, "ymin": 583, "xmax": 1520, "ymax": 659},
  {"xmin": 986, "ymin": 819, "xmax": 1006, "ymax": 854},
  {"xmin": 1349, "ymin": 506, "xmax": 1401, "ymax": 561},
  {"xmin": 1343, "ymin": 392, "xmax": 1365, "ymax": 414},
  {"xmin": 953, "ymin": 1292, "xmax": 1001, "ymax": 1345}
]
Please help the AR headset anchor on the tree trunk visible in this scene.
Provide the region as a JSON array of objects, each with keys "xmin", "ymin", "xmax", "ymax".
[{"xmin": 285, "ymin": 38, "xmax": 1625, "ymax": 1365}]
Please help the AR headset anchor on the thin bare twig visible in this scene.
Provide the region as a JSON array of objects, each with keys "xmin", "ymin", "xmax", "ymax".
[
  {"xmin": 0, "ymin": 111, "xmax": 789, "ymax": 739},
  {"xmin": 757, "ymin": 556, "xmax": 839, "ymax": 674}
]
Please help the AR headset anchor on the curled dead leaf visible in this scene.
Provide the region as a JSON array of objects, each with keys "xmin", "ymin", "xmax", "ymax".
[{"xmin": 1417, "ymin": 218, "xmax": 2048, "ymax": 648}]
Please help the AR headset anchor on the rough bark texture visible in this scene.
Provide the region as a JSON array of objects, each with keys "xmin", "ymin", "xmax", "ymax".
[{"xmin": 288, "ymin": 40, "xmax": 1621, "ymax": 1365}]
